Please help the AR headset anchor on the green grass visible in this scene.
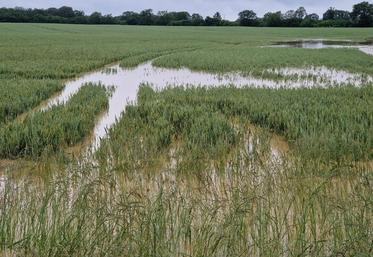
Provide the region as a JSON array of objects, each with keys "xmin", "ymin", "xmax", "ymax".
[
  {"xmin": 0, "ymin": 84, "xmax": 109, "ymax": 159},
  {"xmin": 99, "ymin": 85, "xmax": 239, "ymax": 173},
  {"xmin": 100, "ymin": 85, "xmax": 373, "ymax": 168},
  {"xmin": 0, "ymin": 24, "xmax": 372, "ymax": 256},
  {"xmin": 153, "ymin": 46, "xmax": 373, "ymax": 76},
  {"xmin": 1, "ymin": 138, "xmax": 371, "ymax": 257},
  {"xmin": 1, "ymin": 24, "xmax": 372, "ymax": 123},
  {"xmin": 0, "ymin": 79, "xmax": 62, "ymax": 124}
]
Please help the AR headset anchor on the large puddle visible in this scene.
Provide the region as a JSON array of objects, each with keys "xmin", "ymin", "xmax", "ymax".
[
  {"xmin": 41, "ymin": 61, "xmax": 372, "ymax": 149},
  {"xmin": 271, "ymin": 40, "xmax": 373, "ymax": 55}
]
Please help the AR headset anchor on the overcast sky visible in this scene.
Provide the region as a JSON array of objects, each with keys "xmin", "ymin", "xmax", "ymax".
[{"xmin": 0, "ymin": 0, "xmax": 361, "ymax": 20}]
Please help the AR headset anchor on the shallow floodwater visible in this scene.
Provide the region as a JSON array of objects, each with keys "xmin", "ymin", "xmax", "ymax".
[
  {"xmin": 1, "ymin": 58, "xmax": 371, "ymax": 257},
  {"xmin": 46, "ymin": 62, "xmax": 289, "ymax": 148},
  {"xmin": 267, "ymin": 66, "xmax": 373, "ymax": 85},
  {"xmin": 271, "ymin": 40, "xmax": 373, "ymax": 55},
  {"xmin": 42, "ymin": 61, "xmax": 372, "ymax": 149}
]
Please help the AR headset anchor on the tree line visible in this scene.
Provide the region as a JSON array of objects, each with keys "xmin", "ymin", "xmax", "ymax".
[{"xmin": 0, "ymin": 2, "xmax": 372, "ymax": 27}]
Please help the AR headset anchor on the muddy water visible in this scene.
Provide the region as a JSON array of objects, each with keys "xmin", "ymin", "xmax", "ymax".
[
  {"xmin": 41, "ymin": 61, "xmax": 372, "ymax": 150},
  {"xmin": 271, "ymin": 40, "xmax": 373, "ymax": 55}
]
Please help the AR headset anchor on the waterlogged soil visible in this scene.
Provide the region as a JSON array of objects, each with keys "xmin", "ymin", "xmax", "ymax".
[
  {"xmin": 1, "ymin": 60, "xmax": 371, "ymax": 255},
  {"xmin": 38, "ymin": 60, "xmax": 372, "ymax": 149},
  {"xmin": 271, "ymin": 40, "xmax": 373, "ymax": 55},
  {"xmin": 1, "ymin": 59, "xmax": 372, "ymax": 190}
]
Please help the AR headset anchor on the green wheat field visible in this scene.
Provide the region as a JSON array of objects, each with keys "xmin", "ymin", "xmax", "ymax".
[{"xmin": 0, "ymin": 24, "xmax": 372, "ymax": 257}]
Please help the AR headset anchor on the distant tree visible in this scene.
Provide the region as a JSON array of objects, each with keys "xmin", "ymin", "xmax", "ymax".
[
  {"xmin": 139, "ymin": 9, "xmax": 154, "ymax": 25},
  {"xmin": 323, "ymin": 8, "xmax": 334, "ymax": 20},
  {"xmin": 74, "ymin": 10, "xmax": 85, "ymax": 17},
  {"xmin": 46, "ymin": 7, "xmax": 59, "ymax": 16},
  {"xmin": 238, "ymin": 10, "xmax": 258, "ymax": 26},
  {"xmin": 351, "ymin": 1, "xmax": 373, "ymax": 27},
  {"xmin": 282, "ymin": 7, "xmax": 307, "ymax": 26},
  {"xmin": 322, "ymin": 7, "xmax": 352, "ymax": 26},
  {"xmin": 213, "ymin": 12, "xmax": 222, "ymax": 21},
  {"xmin": 157, "ymin": 10, "xmax": 168, "ymax": 17},
  {"xmin": 101, "ymin": 14, "xmax": 115, "ymax": 24},
  {"xmin": 294, "ymin": 7, "xmax": 307, "ymax": 20},
  {"xmin": 57, "ymin": 6, "xmax": 75, "ymax": 18},
  {"xmin": 283, "ymin": 10, "xmax": 295, "ymax": 20},
  {"xmin": 72, "ymin": 14, "xmax": 87, "ymax": 24},
  {"xmin": 32, "ymin": 8, "xmax": 46, "ymax": 17},
  {"xmin": 204, "ymin": 16, "xmax": 215, "ymax": 26},
  {"xmin": 154, "ymin": 11, "xmax": 191, "ymax": 25},
  {"xmin": 263, "ymin": 11, "xmax": 283, "ymax": 27},
  {"xmin": 170, "ymin": 11, "xmax": 192, "ymax": 25},
  {"xmin": 306, "ymin": 13, "xmax": 320, "ymax": 21},
  {"xmin": 323, "ymin": 8, "xmax": 351, "ymax": 20},
  {"xmin": 205, "ymin": 12, "xmax": 222, "ymax": 26},
  {"xmin": 301, "ymin": 13, "xmax": 319, "ymax": 26},
  {"xmin": 120, "ymin": 11, "xmax": 140, "ymax": 25},
  {"xmin": 282, "ymin": 10, "xmax": 296, "ymax": 26},
  {"xmin": 89, "ymin": 12, "xmax": 102, "ymax": 24},
  {"xmin": 191, "ymin": 13, "xmax": 205, "ymax": 25},
  {"xmin": 155, "ymin": 11, "xmax": 170, "ymax": 25},
  {"xmin": 174, "ymin": 11, "xmax": 191, "ymax": 21},
  {"xmin": 0, "ymin": 2, "xmax": 371, "ymax": 27}
]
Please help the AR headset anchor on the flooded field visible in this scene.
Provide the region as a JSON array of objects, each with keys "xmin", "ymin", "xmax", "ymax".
[
  {"xmin": 1, "ymin": 25, "xmax": 372, "ymax": 257},
  {"xmin": 39, "ymin": 61, "xmax": 373, "ymax": 149},
  {"xmin": 271, "ymin": 40, "xmax": 373, "ymax": 55}
]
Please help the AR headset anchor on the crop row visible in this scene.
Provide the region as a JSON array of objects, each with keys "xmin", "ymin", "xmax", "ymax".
[
  {"xmin": 98, "ymin": 85, "xmax": 239, "ymax": 173},
  {"xmin": 101, "ymin": 84, "xmax": 373, "ymax": 166},
  {"xmin": 153, "ymin": 45, "xmax": 373, "ymax": 76},
  {"xmin": 0, "ymin": 78, "xmax": 63, "ymax": 124},
  {"xmin": 0, "ymin": 84, "xmax": 109, "ymax": 159}
]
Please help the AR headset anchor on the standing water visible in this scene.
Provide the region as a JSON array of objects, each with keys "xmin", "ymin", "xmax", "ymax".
[
  {"xmin": 271, "ymin": 40, "xmax": 373, "ymax": 55},
  {"xmin": 42, "ymin": 60, "xmax": 372, "ymax": 149}
]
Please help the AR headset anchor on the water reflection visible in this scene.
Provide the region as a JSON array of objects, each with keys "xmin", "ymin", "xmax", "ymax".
[
  {"xmin": 271, "ymin": 40, "xmax": 373, "ymax": 55},
  {"xmin": 266, "ymin": 66, "xmax": 373, "ymax": 86},
  {"xmin": 42, "ymin": 61, "xmax": 372, "ymax": 149}
]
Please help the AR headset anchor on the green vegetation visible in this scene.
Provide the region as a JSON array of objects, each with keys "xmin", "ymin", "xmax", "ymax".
[
  {"xmin": 1, "ymin": 136, "xmax": 371, "ymax": 257},
  {"xmin": 0, "ymin": 24, "xmax": 372, "ymax": 257},
  {"xmin": 154, "ymin": 45, "xmax": 373, "ymax": 76},
  {"xmin": 0, "ymin": 84, "xmax": 108, "ymax": 159},
  {"xmin": 0, "ymin": 79, "xmax": 62, "ymax": 124},
  {"xmin": 99, "ymin": 84, "xmax": 372, "ymax": 172},
  {"xmin": 0, "ymin": 24, "xmax": 196, "ymax": 123},
  {"xmin": 99, "ymin": 85, "xmax": 238, "ymax": 173},
  {"xmin": 1, "ymin": 24, "xmax": 372, "ymax": 125}
]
